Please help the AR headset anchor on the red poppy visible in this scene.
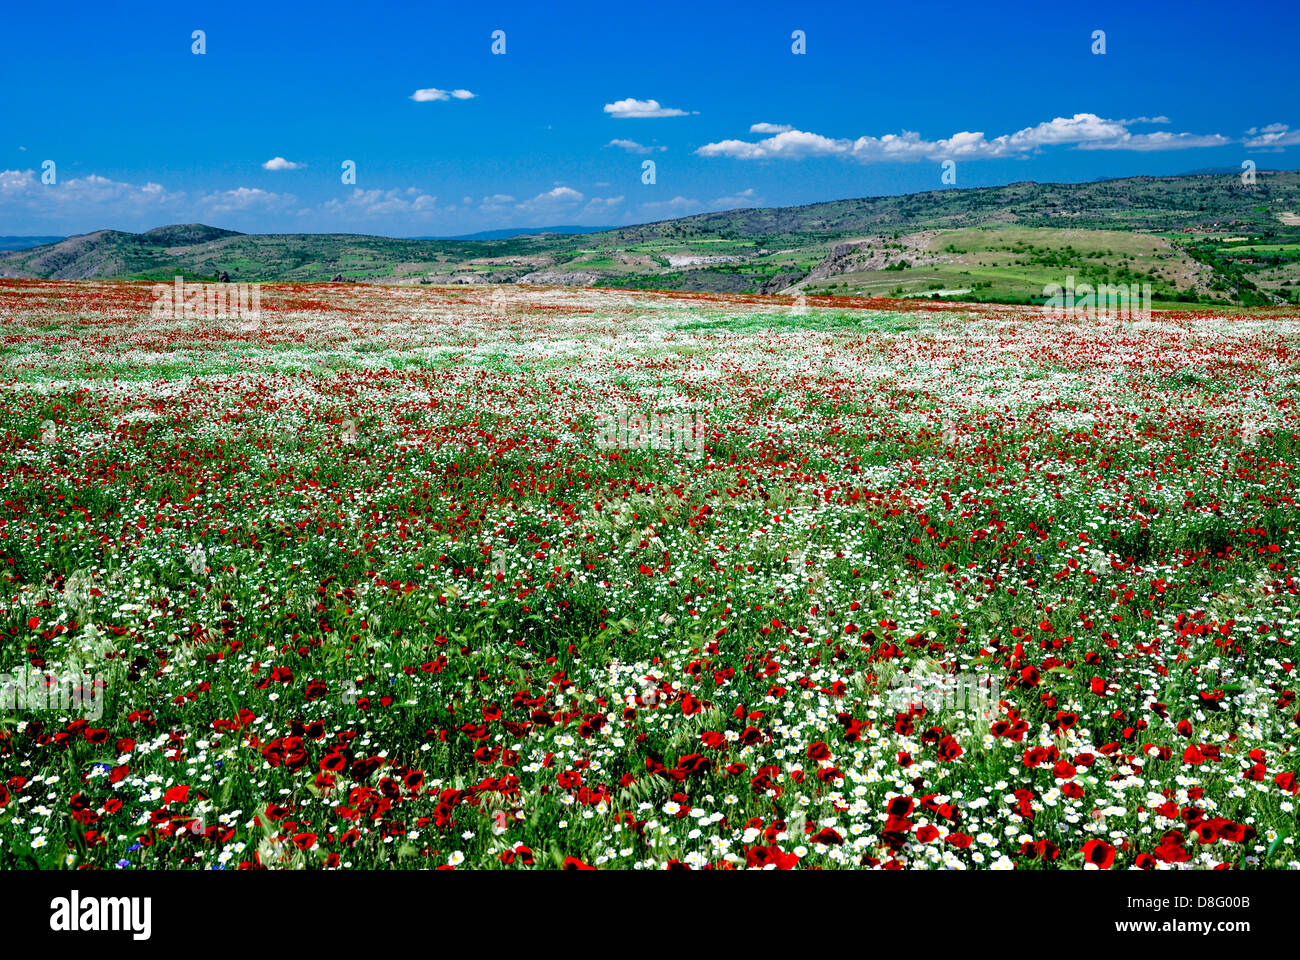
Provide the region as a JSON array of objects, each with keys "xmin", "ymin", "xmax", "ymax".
[{"xmin": 1081, "ymin": 839, "xmax": 1116, "ymax": 869}]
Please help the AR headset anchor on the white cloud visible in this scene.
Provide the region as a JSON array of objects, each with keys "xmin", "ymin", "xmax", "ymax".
[
  {"xmin": 320, "ymin": 187, "xmax": 438, "ymax": 219},
  {"xmin": 698, "ymin": 113, "xmax": 1230, "ymax": 162},
  {"xmin": 511, "ymin": 187, "xmax": 625, "ymax": 224},
  {"xmin": 200, "ymin": 187, "xmax": 298, "ymax": 213},
  {"xmin": 538, "ymin": 186, "xmax": 584, "ymax": 202},
  {"xmin": 604, "ymin": 98, "xmax": 692, "ymax": 119},
  {"xmin": 410, "ymin": 88, "xmax": 475, "ymax": 102},
  {"xmin": 1244, "ymin": 123, "xmax": 1300, "ymax": 148},
  {"xmin": 639, "ymin": 190, "xmax": 759, "ymax": 217},
  {"xmin": 0, "ymin": 169, "xmax": 188, "ymax": 222},
  {"xmin": 517, "ymin": 186, "xmax": 585, "ymax": 214},
  {"xmin": 1076, "ymin": 131, "xmax": 1231, "ymax": 151},
  {"xmin": 262, "ymin": 156, "xmax": 305, "ymax": 171},
  {"xmin": 607, "ymin": 138, "xmax": 666, "ymax": 154},
  {"xmin": 0, "ymin": 168, "xmax": 35, "ymax": 196},
  {"xmin": 583, "ymin": 195, "xmax": 624, "ymax": 214},
  {"xmin": 632, "ymin": 192, "xmax": 761, "ymax": 221},
  {"xmin": 0, "ymin": 171, "xmax": 533, "ymax": 234},
  {"xmin": 749, "ymin": 122, "xmax": 792, "ymax": 134},
  {"xmin": 637, "ymin": 195, "xmax": 704, "ymax": 217},
  {"xmin": 712, "ymin": 188, "xmax": 760, "ymax": 208},
  {"xmin": 697, "ymin": 129, "xmax": 849, "ymax": 161},
  {"xmin": 0, "ymin": 168, "xmax": 314, "ymax": 232}
]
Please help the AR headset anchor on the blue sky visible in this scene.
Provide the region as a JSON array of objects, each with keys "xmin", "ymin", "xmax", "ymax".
[{"xmin": 3, "ymin": 0, "xmax": 1298, "ymax": 236}]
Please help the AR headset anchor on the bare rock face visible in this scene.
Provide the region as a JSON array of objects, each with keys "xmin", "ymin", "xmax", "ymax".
[
  {"xmin": 803, "ymin": 231, "xmax": 950, "ymax": 283},
  {"xmin": 518, "ymin": 270, "xmax": 600, "ymax": 286},
  {"xmin": 759, "ymin": 272, "xmax": 804, "ymax": 294}
]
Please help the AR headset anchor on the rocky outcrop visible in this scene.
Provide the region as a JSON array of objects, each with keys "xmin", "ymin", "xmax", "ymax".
[
  {"xmin": 759, "ymin": 272, "xmax": 804, "ymax": 294},
  {"xmin": 518, "ymin": 270, "xmax": 600, "ymax": 286},
  {"xmin": 801, "ymin": 231, "xmax": 950, "ymax": 284}
]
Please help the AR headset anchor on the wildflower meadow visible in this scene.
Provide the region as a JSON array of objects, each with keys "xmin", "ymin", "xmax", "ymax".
[{"xmin": 1, "ymin": 278, "xmax": 1297, "ymax": 872}]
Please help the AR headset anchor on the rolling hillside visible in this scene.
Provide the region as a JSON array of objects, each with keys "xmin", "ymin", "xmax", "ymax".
[{"xmin": 4, "ymin": 170, "xmax": 1299, "ymax": 306}]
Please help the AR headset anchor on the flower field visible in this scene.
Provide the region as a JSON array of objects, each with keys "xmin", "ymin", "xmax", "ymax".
[{"xmin": 1, "ymin": 278, "xmax": 1298, "ymax": 871}]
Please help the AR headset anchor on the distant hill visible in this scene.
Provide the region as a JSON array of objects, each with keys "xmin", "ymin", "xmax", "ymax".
[
  {"xmin": 140, "ymin": 224, "xmax": 242, "ymax": 245},
  {"xmin": 1175, "ymin": 166, "xmax": 1259, "ymax": 177},
  {"xmin": 0, "ymin": 236, "xmax": 65, "ymax": 252},
  {"xmin": 0, "ymin": 228, "xmax": 505, "ymax": 282},
  {"xmin": 2, "ymin": 172, "xmax": 1298, "ymax": 306},
  {"xmin": 0, "ymin": 224, "xmax": 244, "ymax": 280}
]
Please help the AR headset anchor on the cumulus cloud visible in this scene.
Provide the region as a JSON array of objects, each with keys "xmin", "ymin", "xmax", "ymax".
[
  {"xmin": 711, "ymin": 187, "xmax": 760, "ymax": 208},
  {"xmin": 320, "ymin": 187, "xmax": 438, "ymax": 219},
  {"xmin": 631, "ymin": 191, "xmax": 764, "ymax": 221},
  {"xmin": 639, "ymin": 190, "xmax": 760, "ymax": 217},
  {"xmin": 0, "ymin": 169, "xmax": 188, "ymax": 224},
  {"xmin": 477, "ymin": 195, "xmax": 515, "ymax": 215},
  {"xmin": 410, "ymin": 88, "xmax": 475, "ymax": 102},
  {"xmin": 1244, "ymin": 123, "xmax": 1300, "ymax": 148},
  {"xmin": 607, "ymin": 138, "xmax": 666, "ymax": 154},
  {"xmin": 749, "ymin": 122, "xmax": 792, "ymax": 134},
  {"xmin": 583, "ymin": 195, "xmax": 624, "ymax": 214},
  {"xmin": 510, "ymin": 187, "xmax": 625, "ymax": 222},
  {"xmin": 516, "ymin": 186, "xmax": 585, "ymax": 214},
  {"xmin": 536, "ymin": 186, "xmax": 584, "ymax": 203},
  {"xmin": 697, "ymin": 113, "xmax": 1230, "ymax": 162},
  {"xmin": 604, "ymin": 98, "xmax": 692, "ymax": 119},
  {"xmin": 262, "ymin": 156, "xmax": 305, "ymax": 171},
  {"xmin": 199, "ymin": 187, "xmax": 298, "ymax": 213},
  {"xmin": 1076, "ymin": 131, "xmax": 1231, "ymax": 151},
  {"xmin": 637, "ymin": 195, "xmax": 705, "ymax": 217},
  {"xmin": 698, "ymin": 129, "xmax": 846, "ymax": 161},
  {"xmin": 0, "ymin": 169, "xmax": 311, "ymax": 232}
]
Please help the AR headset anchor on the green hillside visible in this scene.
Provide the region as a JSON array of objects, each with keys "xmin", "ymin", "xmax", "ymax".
[{"xmin": 4, "ymin": 170, "xmax": 1299, "ymax": 306}]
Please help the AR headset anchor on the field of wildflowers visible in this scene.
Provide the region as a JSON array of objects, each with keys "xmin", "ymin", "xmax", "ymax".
[{"xmin": 1, "ymin": 278, "xmax": 1297, "ymax": 871}]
